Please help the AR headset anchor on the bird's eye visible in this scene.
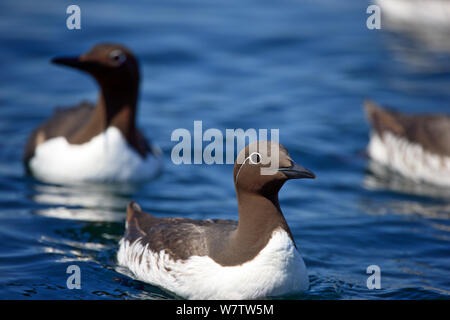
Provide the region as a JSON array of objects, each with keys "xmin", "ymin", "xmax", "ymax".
[
  {"xmin": 109, "ymin": 49, "xmax": 126, "ymax": 65},
  {"xmin": 249, "ymin": 152, "xmax": 262, "ymax": 165}
]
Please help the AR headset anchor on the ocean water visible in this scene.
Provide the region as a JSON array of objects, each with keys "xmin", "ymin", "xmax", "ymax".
[{"xmin": 0, "ymin": 0, "xmax": 449, "ymax": 299}]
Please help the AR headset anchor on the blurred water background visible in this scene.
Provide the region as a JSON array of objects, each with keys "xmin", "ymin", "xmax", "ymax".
[{"xmin": 0, "ymin": 0, "xmax": 449, "ymax": 299}]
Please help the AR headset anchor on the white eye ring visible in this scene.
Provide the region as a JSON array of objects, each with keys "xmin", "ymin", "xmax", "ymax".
[
  {"xmin": 249, "ymin": 152, "xmax": 262, "ymax": 165},
  {"xmin": 235, "ymin": 151, "xmax": 263, "ymax": 186},
  {"xmin": 109, "ymin": 49, "xmax": 126, "ymax": 65}
]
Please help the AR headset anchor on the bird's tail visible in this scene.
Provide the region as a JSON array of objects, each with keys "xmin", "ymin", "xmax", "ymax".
[
  {"xmin": 126, "ymin": 201, "xmax": 143, "ymax": 224},
  {"xmin": 363, "ymin": 100, "xmax": 404, "ymax": 136}
]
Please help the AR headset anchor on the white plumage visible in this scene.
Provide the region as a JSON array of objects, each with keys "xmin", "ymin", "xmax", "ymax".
[
  {"xmin": 117, "ymin": 228, "xmax": 309, "ymax": 299},
  {"xmin": 29, "ymin": 126, "xmax": 161, "ymax": 184},
  {"xmin": 368, "ymin": 131, "xmax": 450, "ymax": 187},
  {"xmin": 375, "ymin": 0, "xmax": 450, "ymax": 28}
]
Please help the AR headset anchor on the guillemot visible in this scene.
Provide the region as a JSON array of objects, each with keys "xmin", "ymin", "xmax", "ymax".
[
  {"xmin": 117, "ymin": 141, "xmax": 315, "ymax": 299},
  {"xmin": 24, "ymin": 43, "xmax": 161, "ymax": 183},
  {"xmin": 365, "ymin": 100, "xmax": 450, "ymax": 187}
]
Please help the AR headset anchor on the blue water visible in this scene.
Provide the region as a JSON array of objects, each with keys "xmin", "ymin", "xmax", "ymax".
[{"xmin": 0, "ymin": 0, "xmax": 449, "ymax": 299}]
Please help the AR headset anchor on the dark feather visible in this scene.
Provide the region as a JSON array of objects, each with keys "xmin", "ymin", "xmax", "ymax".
[
  {"xmin": 23, "ymin": 101, "xmax": 94, "ymax": 167},
  {"xmin": 124, "ymin": 202, "xmax": 237, "ymax": 261},
  {"xmin": 365, "ymin": 100, "xmax": 450, "ymax": 157}
]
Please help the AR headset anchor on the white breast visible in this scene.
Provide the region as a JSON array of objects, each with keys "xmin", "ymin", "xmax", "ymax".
[
  {"xmin": 29, "ymin": 127, "xmax": 161, "ymax": 184},
  {"xmin": 117, "ymin": 228, "xmax": 309, "ymax": 299},
  {"xmin": 368, "ymin": 132, "xmax": 450, "ymax": 187},
  {"xmin": 375, "ymin": 0, "xmax": 450, "ymax": 28}
]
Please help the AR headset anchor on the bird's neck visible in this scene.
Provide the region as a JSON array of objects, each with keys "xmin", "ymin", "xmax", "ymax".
[
  {"xmin": 97, "ymin": 86, "xmax": 138, "ymax": 138},
  {"xmin": 234, "ymin": 189, "xmax": 295, "ymax": 247},
  {"xmin": 68, "ymin": 84, "xmax": 139, "ymax": 144},
  {"xmin": 210, "ymin": 187, "xmax": 295, "ymax": 266}
]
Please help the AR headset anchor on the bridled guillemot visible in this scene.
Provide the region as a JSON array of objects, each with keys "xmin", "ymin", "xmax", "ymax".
[
  {"xmin": 365, "ymin": 100, "xmax": 450, "ymax": 186},
  {"xmin": 117, "ymin": 141, "xmax": 315, "ymax": 299},
  {"xmin": 24, "ymin": 43, "xmax": 161, "ymax": 183}
]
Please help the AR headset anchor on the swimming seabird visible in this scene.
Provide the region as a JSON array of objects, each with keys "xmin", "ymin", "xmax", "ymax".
[
  {"xmin": 117, "ymin": 141, "xmax": 316, "ymax": 299},
  {"xmin": 364, "ymin": 100, "xmax": 450, "ymax": 187},
  {"xmin": 374, "ymin": 0, "xmax": 450, "ymax": 30},
  {"xmin": 24, "ymin": 43, "xmax": 161, "ymax": 183}
]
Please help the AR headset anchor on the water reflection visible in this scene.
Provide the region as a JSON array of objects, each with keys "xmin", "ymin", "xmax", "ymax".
[
  {"xmin": 29, "ymin": 181, "xmax": 137, "ymax": 222},
  {"xmin": 364, "ymin": 160, "xmax": 450, "ymax": 200},
  {"xmin": 386, "ymin": 201, "xmax": 450, "ymax": 221},
  {"xmin": 40, "ymin": 235, "xmax": 106, "ymax": 263},
  {"xmin": 375, "ymin": 0, "xmax": 450, "ymax": 72},
  {"xmin": 362, "ymin": 161, "xmax": 450, "ymax": 240}
]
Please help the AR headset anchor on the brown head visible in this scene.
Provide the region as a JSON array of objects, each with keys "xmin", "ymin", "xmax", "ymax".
[
  {"xmin": 50, "ymin": 44, "xmax": 148, "ymax": 152},
  {"xmin": 217, "ymin": 141, "xmax": 316, "ymax": 263},
  {"xmin": 233, "ymin": 141, "xmax": 315, "ymax": 197},
  {"xmin": 51, "ymin": 43, "xmax": 140, "ymax": 95}
]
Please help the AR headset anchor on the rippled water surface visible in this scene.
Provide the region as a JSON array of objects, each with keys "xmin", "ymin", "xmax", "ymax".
[{"xmin": 0, "ymin": 0, "xmax": 449, "ymax": 299}]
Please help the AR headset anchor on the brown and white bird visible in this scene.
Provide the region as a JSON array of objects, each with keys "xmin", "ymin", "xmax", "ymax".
[
  {"xmin": 364, "ymin": 100, "xmax": 450, "ymax": 186},
  {"xmin": 117, "ymin": 141, "xmax": 315, "ymax": 299},
  {"xmin": 24, "ymin": 43, "xmax": 161, "ymax": 184}
]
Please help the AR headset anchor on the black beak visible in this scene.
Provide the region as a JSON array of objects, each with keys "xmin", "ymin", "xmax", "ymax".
[
  {"xmin": 278, "ymin": 163, "xmax": 316, "ymax": 179},
  {"xmin": 51, "ymin": 56, "xmax": 98, "ymax": 71}
]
